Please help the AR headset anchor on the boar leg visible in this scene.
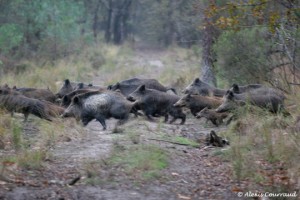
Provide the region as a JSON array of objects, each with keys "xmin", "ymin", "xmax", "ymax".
[
  {"xmin": 169, "ymin": 116, "xmax": 176, "ymax": 124},
  {"xmin": 211, "ymin": 119, "xmax": 218, "ymax": 127},
  {"xmin": 95, "ymin": 116, "xmax": 107, "ymax": 130},
  {"xmin": 23, "ymin": 112, "xmax": 29, "ymax": 122},
  {"xmin": 164, "ymin": 114, "xmax": 169, "ymax": 123},
  {"xmin": 180, "ymin": 115, "xmax": 186, "ymax": 125},
  {"xmin": 191, "ymin": 111, "xmax": 198, "ymax": 116},
  {"xmin": 144, "ymin": 110, "xmax": 155, "ymax": 121}
]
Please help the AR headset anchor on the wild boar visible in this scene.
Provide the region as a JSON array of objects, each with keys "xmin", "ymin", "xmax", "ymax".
[
  {"xmin": 108, "ymin": 78, "xmax": 177, "ymax": 96},
  {"xmin": 216, "ymin": 90, "xmax": 285, "ymax": 113},
  {"xmin": 230, "ymin": 83, "xmax": 263, "ymax": 94},
  {"xmin": 61, "ymin": 88, "xmax": 106, "ymax": 107},
  {"xmin": 42, "ymin": 100, "xmax": 65, "ymax": 118},
  {"xmin": 56, "ymin": 79, "xmax": 77, "ymax": 98},
  {"xmin": 13, "ymin": 86, "xmax": 56, "ymax": 103},
  {"xmin": 196, "ymin": 107, "xmax": 229, "ymax": 126},
  {"xmin": 174, "ymin": 94, "xmax": 222, "ymax": 116},
  {"xmin": 62, "ymin": 91, "xmax": 136, "ymax": 130},
  {"xmin": 127, "ymin": 85, "xmax": 186, "ymax": 124},
  {"xmin": 56, "ymin": 79, "xmax": 104, "ymax": 98},
  {"xmin": 0, "ymin": 88, "xmax": 52, "ymax": 121},
  {"xmin": 183, "ymin": 78, "xmax": 226, "ymax": 97}
]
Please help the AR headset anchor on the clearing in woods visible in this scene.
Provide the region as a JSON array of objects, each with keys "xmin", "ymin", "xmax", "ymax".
[{"xmin": 0, "ymin": 49, "xmax": 243, "ymax": 200}]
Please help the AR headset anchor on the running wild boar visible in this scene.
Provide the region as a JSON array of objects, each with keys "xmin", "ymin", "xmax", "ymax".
[
  {"xmin": 63, "ymin": 91, "xmax": 136, "ymax": 130},
  {"xmin": 216, "ymin": 90, "xmax": 286, "ymax": 113},
  {"xmin": 196, "ymin": 107, "xmax": 229, "ymax": 126},
  {"xmin": 127, "ymin": 85, "xmax": 185, "ymax": 124},
  {"xmin": 174, "ymin": 94, "xmax": 222, "ymax": 116}
]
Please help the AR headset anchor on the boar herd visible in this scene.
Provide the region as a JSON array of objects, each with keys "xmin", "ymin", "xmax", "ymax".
[{"xmin": 0, "ymin": 77, "xmax": 289, "ymax": 131}]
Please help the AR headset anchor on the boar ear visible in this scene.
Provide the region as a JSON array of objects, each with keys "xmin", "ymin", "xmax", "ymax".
[
  {"xmin": 64, "ymin": 79, "xmax": 70, "ymax": 86},
  {"xmin": 116, "ymin": 82, "xmax": 120, "ymax": 88},
  {"xmin": 227, "ymin": 91, "xmax": 234, "ymax": 100},
  {"xmin": 138, "ymin": 85, "xmax": 146, "ymax": 92},
  {"xmin": 77, "ymin": 83, "xmax": 84, "ymax": 89},
  {"xmin": 12, "ymin": 85, "xmax": 17, "ymax": 89},
  {"xmin": 231, "ymin": 83, "xmax": 239, "ymax": 93},
  {"xmin": 107, "ymin": 85, "xmax": 112, "ymax": 90},
  {"xmin": 194, "ymin": 78, "xmax": 200, "ymax": 83}
]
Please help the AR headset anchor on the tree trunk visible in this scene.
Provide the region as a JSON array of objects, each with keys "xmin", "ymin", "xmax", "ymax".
[
  {"xmin": 201, "ymin": 18, "xmax": 217, "ymax": 87},
  {"xmin": 93, "ymin": 0, "xmax": 101, "ymax": 41},
  {"xmin": 104, "ymin": 0, "xmax": 113, "ymax": 43}
]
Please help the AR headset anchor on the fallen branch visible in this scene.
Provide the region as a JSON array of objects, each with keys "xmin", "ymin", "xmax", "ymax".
[
  {"xmin": 147, "ymin": 138, "xmax": 200, "ymax": 148},
  {"xmin": 68, "ymin": 175, "xmax": 81, "ymax": 186}
]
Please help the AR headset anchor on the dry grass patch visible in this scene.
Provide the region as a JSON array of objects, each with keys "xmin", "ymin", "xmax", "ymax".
[{"xmin": 221, "ymin": 105, "xmax": 299, "ymax": 193}]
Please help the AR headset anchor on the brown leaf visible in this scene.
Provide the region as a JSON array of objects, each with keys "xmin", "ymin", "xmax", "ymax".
[{"xmin": 231, "ymin": 186, "xmax": 242, "ymax": 192}]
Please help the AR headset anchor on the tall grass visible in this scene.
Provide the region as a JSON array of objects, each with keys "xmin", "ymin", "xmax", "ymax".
[{"xmin": 222, "ymin": 105, "xmax": 299, "ymax": 192}]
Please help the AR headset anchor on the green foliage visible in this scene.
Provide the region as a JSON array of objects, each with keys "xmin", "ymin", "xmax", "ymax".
[
  {"xmin": 0, "ymin": 24, "xmax": 23, "ymax": 54},
  {"xmin": 0, "ymin": 0, "xmax": 84, "ymax": 59},
  {"xmin": 214, "ymin": 27, "xmax": 272, "ymax": 84}
]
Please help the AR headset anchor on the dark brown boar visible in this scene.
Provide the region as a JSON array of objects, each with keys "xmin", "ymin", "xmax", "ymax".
[
  {"xmin": 108, "ymin": 78, "xmax": 177, "ymax": 95},
  {"xmin": 127, "ymin": 85, "xmax": 185, "ymax": 124},
  {"xmin": 183, "ymin": 78, "xmax": 226, "ymax": 97},
  {"xmin": 56, "ymin": 79, "xmax": 104, "ymax": 98},
  {"xmin": 42, "ymin": 100, "xmax": 65, "ymax": 117},
  {"xmin": 216, "ymin": 90, "xmax": 286, "ymax": 113},
  {"xmin": 0, "ymin": 88, "xmax": 52, "ymax": 121},
  {"xmin": 230, "ymin": 83, "xmax": 263, "ymax": 94},
  {"xmin": 174, "ymin": 94, "xmax": 222, "ymax": 116},
  {"xmin": 196, "ymin": 107, "xmax": 229, "ymax": 126},
  {"xmin": 56, "ymin": 79, "xmax": 79, "ymax": 98},
  {"xmin": 13, "ymin": 86, "xmax": 56, "ymax": 103}
]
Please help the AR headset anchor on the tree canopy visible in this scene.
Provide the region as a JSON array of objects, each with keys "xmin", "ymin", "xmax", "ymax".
[{"xmin": 0, "ymin": 0, "xmax": 299, "ymax": 90}]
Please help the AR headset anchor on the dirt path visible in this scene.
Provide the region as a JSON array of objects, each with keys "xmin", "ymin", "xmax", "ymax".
[
  {"xmin": 2, "ymin": 119, "xmax": 241, "ymax": 200},
  {"xmin": 0, "ymin": 50, "xmax": 243, "ymax": 200}
]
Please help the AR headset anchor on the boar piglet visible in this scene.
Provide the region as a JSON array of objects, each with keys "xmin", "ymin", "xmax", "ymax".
[
  {"xmin": 216, "ymin": 90, "xmax": 285, "ymax": 113},
  {"xmin": 63, "ymin": 91, "xmax": 135, "ymax": 130},
  {"xmin": 127, "ymin": 85, "xmax": 185, "ymax": 124},
  {"xmin": 196, "ymin": 107, "xmax": 229, "ymax": 126},
  {"xmin": 0, "ymin": 88, "xmax": 52, "ymax": 121},
  {"xmin": 174, "ymin": 94, "xmax": 222, "ymax": 116}
]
